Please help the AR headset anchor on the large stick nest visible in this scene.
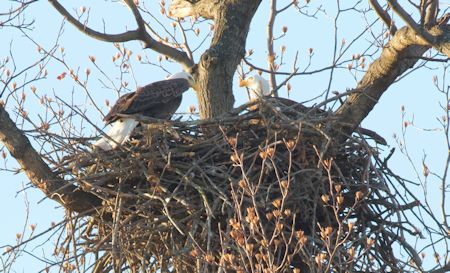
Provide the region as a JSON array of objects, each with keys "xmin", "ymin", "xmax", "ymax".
[{"xmin": 56, "ymin": 99, "xmax": 421, "ymax": 273}]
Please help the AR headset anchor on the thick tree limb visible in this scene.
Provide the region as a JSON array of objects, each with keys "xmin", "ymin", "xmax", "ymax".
[
  {"xmin": 194, "ymin": 0, "xmax": 262, "ymax": 118},
  {"xmin": 387, "ymin": 0, "xmax": 435, "ymax": 43},
  {"xmin": 430, "ymin": 25, "xmax": 450, "ymax": 57},
  {"xmin": 48, "ymin": 0, "xmax": 193, "ymax": 68},
  {"xmin": 332, "ymin": 25, "xmax": 450, "ymax": 143},
  {"xmin": 421, "ymin": 0, "xmax": 438, "ymax": 27},
  {"xmin": 0, "ymin": 106, "xmax": 101, "ymax": 213},
  {"xmin": 369, "ymin": 0, "xmax": 397, "ymax": 34}
]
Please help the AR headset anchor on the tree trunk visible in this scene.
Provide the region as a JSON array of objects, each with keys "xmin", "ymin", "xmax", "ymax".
[{"xmin": 194, "ymin": 0, "xmax": 261, "ymax": 119}]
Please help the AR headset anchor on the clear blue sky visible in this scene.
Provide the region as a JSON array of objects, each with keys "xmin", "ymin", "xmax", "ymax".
[{"xmin": 0, "ymin": 0, "xmax": 448, "ymax": 271}]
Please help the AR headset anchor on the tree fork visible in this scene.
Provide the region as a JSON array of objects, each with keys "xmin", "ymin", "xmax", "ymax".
[
  {"xmin": 195, "ymin": 0, "xmax": 261, "ymax": 119},
  {"xmin": 331, "ymin": 26, "xmax": 449, "ymax": 144}
]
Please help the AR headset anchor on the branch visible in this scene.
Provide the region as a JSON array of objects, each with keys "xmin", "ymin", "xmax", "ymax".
[
  {"xmin": 331, "ymin": 26, "xmax": 430, "ymax": 143},
  {"xmin": 332, "ymin": 24, "xmax": 450, "ymax": 143},
  {"xmin": 0, "ymin": 106, "xmax": 101, "ymax": 213},
  {"xmin": 427, "ymin": 263, "xmax": 450, "ymax": 273},
  {"xmin": 48, "ymin": 0, "xmax": 194, "ymax": 68},
  {"xmin": 369, "ymin": 0, "xmax": 397, "ymax": 34},
  {"xmin": 429, "ymin": 25, "xmax": 450, "ymax": 57},
  {"xmin": 123, "ymin": 0, "xmax": 195, "ymax": 68},
  {"xmin": 272, "ymin": 67, "xmax": 298, "ymax": 95},
  {"xmin": 48, "ymin": 0, "xmax": 140, "ymax": 42},
  {"xmin": 266, "ymin": 0, "xmax": 278, "ymax": 95},
  {"xmin": 193, "ymin": 0, "xmax": 261, "ymax": 118},
  {"xmin": 421, "ymin": 0, "xmax": 438, "ymax": 27},
  {"xmin": 387, "ymin": 0, "xmax": 435, "ymax": 43}
]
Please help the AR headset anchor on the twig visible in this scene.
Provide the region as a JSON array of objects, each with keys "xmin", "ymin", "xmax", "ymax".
[
  {"xmin": 369, "ymin": 0, "xmax": 397, "ymax": 34},
  {"xmin": 48, "ymin": 0, "xmax": 194, "ymax": 68}
]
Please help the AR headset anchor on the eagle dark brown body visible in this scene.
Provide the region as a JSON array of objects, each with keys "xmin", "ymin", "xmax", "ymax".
[
  {"xmin": 104, "ymin": 78, "xmax": 190, "ymax": 124},
  {"xmin": 94, "ymin": 72, "xmax": 193, "ymax": 151}
]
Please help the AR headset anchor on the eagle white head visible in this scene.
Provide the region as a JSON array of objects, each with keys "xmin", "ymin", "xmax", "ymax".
[
  {"xmin": 239, "ymin": 74, "xmax": 271, "ymax": 100},
  {"xmin": 168, "ymin": 71, "xmax": 197, "ymax": 90},
  {"xmin": 168, "ymin": 71, "xmax": 192, "ymax": 80}
]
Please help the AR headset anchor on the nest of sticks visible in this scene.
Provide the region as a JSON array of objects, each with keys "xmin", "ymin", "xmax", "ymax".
[{"xmin": 55, "ymin": 99, "xmax": 421, "ymax": 272}]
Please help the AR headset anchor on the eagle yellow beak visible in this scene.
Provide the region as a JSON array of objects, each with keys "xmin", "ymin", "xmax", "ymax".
[{"xmin": 239, "ymin": 79, "xmax": 248, "ymax": 87}]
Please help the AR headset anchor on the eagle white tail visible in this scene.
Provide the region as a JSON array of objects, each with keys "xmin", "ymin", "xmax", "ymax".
[{"xmin": 93, "ymin": 118, "xmax": 139, "ymax": 151}]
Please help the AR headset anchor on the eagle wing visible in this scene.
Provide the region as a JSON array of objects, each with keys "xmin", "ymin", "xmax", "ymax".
[{"xmin": 104, "ymin": 78, "xmax": 190, "ymax": 124}]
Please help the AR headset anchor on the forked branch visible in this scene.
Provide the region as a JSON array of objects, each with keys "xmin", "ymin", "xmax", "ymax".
[
  {"xmin": 420, "ymin": 0, "xmax": 438, "ymax": 27},
  {"xmin": 368, "ymin": 0, "xmax": 397, "ymax": 34},
  {"xmin": 48, "ymin": 0, "xmax": 194, "ymax": 68},
  {"xmin": 333, "ymin": 24, "xmax": 450, "ymax": 143},
  {"xmin": 387, "ymin": 0, "xmax": 435, "ymax": 43},
  {"xmin": 331, "ymin": 0, "xmax": 450, "ymax": 143}
]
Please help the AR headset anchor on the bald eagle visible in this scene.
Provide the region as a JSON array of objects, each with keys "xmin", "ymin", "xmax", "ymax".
[
  {"xmin": 94, "ymin": 71, "xmax": 195, "ymax": 150},
  {"xmin": 239, "ymin": 74, "xmax": 312, "ymax": 112},
  {"xmin": 239, "ymin": 74, "xmax": 271, "ymax": 100},
  {"xmin": 239, "ymin": 74, "xmax": 387, "ymax": 145}
]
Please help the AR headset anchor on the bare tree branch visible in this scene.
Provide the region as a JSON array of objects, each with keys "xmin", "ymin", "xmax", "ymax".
[
  {"xmin": 122, "ymin": 0, "xmax": 195, "ymax": 67},
  {"xmin": 48, "ymin": 0, "xmax": 194, "ymax": 69},
  {"xmin": 430, "ymin": 25, "xmax": 450, "ymax": 57},
  {"xmin": 421, "ymin": 0, "xmax": 438, "ymax": 27},
  {"xmin": 333, "ymin": 23, "xmax": 450, "ymax": 143},
  {"xmin": 0, "ymin": 106, "xmax": 101, "ymax": 213},
  {"xmin": 387, "ymin": 0, "xmax": 435, "ymax": 43},
  {"xmin": 427, "ymin": 262, "xmax": 450, "ymax": 273},
  {"xmin": 369, "ymin": 0, "xmax": 397, "ymax": 34},
  {"xmin": 48, "ymin": 0, "xmax": 140, "ymax": 42},
  {"xmin": 332, "ymin": 26, "xmax": 429, "ymax": 142},
  {"xmin": 267, "ymin": 0, "xmax": 278, "ymax": 95}
]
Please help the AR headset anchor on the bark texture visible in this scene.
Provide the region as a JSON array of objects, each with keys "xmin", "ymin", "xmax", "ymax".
[
  {"xmin": 332, "ymin": 25, "xmax": 450, "ymax": 143},
  {"xmin": 193, "ymin": 0, "xmax": 262, "ymax": 118},
  {"xmin": 0, "ymin": 106, "xmax": 101, "ymax": 213}
]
